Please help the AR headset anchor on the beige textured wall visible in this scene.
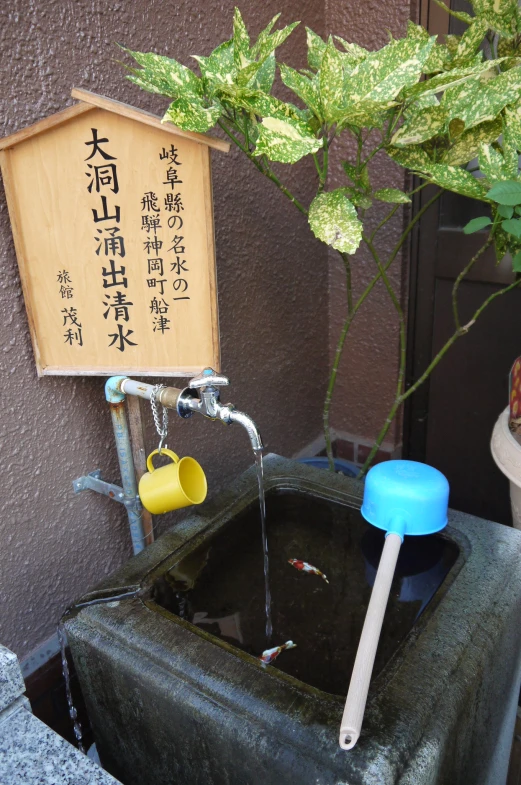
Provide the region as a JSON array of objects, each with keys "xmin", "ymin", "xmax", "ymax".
[
  {"xmin": 0, "ymin": 0, "xmax": 329, "ymax": 658},
  {"xmin": 326, "ymin": 0, "xmax": 413, "ymax": 446}
]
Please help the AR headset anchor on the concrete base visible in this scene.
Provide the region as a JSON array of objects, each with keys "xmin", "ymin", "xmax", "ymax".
[{"xmin": 65, "ymin": 455, "xmax": 521, "ymax": 785}]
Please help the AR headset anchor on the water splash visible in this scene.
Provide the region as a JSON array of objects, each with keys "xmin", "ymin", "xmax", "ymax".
[
  {"xmin": 254, "ymin": 448, "xmax": 272, "ymax": 643},
  {"xmin": 57, "ymin": 624, "xmax": 85, "ymax": 754}
]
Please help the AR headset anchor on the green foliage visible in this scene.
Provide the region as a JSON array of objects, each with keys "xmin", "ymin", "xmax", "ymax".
[
  {"xmin": 123, "ymin": 4, "xmax": 521, "ymax": 265},
  {"xmin": 487, "ymin": 180, "xmax": 521, "ymax": 204},
  {"xmin": 501, "ymin": 217, "xmax": 521, "ymax": 236},
  {"xmin": 463, "ymin": 216, "xmax": 492, "ymax": 233},
  {"xmin": 255, "ymin": 115, "xmax": 321, "ymax": 163},
  {"xmin": 513, "ymin": 250, "xmax": 521, "ymax": 270},
  {"xmin": 374, "ymin": 188, "xmax": 411, "ymax": 203},
  {"xmin": 308, "ymin": 190, "xmax": 363, "ymax": 253}
]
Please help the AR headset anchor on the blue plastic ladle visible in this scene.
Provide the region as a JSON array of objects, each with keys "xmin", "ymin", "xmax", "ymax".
[{"xmin": 339, "ymin": 460, "xmax": 449, "ymax": 750}]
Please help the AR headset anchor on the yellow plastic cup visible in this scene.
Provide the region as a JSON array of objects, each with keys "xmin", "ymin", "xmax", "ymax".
[{"xmin": 138, "ymin": 448, "xmax": 207, "ymax": 515}]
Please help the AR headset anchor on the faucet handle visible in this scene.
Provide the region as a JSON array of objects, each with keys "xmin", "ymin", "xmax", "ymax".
[{"xmin": 189, "ymin": 367, "xmax": 230, "ymax": 390}]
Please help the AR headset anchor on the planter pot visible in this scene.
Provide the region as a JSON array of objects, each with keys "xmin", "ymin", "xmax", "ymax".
[
  {"xmin": 491, "ymin": 406, "xmax": 521, "ymax": 529},
  {"xmin": 297, "ymin": 456, "xmax": 360, "ymax": 478}
]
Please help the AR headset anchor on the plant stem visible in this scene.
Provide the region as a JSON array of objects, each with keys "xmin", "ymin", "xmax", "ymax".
[
  {"xmin": 322, "ymin": 187, "xmax": 436, "ymax": 470},
  {"xmin": 363, "ymin": 233, "xmax": 407, "ymax": 459},
  {"xmin": 217, "ymin": 118, "xmax": 308, "ymax": 216},
  {"xmin": 318, "ymin": 136, "xmax": 329, "ymax": 193},
  {"xmin": 386, "ymin": 187, "xmax": 443, "ymax": 267},
  {"xmin": 359, "ymin": 237, "xmax": 514, "ymax": 477},
  {"xmin": 323, "ymin": 268, "xmax": 384, "ymax": 470},
  {"xmin": 452, "ymin": 238, "xmax": 493, "ymax": 329}
]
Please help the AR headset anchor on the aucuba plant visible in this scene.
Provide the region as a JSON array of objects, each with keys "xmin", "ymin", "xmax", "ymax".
[{"xmin": 123, "ymin": 1, "xmax": 521, "ymax": 475}]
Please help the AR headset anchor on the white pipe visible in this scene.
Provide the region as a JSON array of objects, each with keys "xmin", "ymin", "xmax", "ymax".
[{"xmin": 120, "ymin": 378, "xmax": 155, "ymax": 401}]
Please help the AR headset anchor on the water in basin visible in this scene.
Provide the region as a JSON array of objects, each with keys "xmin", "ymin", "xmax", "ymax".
[{"xmin": 152, "ymin": 489, "xmax": 458, "ymax": 696}]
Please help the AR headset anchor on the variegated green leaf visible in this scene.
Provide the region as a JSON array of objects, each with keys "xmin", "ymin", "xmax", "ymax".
[
  {"xmin": 236, "ymin": 60, "xmax": 264, "ymax": 88},
  {"xmin": 126, "ymin": 70, "xmax": 171, "ymax": 97},
  {"xmin": 233, "ymin": 8, "xmax": 251, "ymax": 69},
  {"xmin": 163, "ymin": 96, "xmax": 222, "ymax": 133},
  {"xmin": 391, "ymin": 106, "xmax": 447, "ymax": 146},
  {"xmin": 256, "ymin": 21, "xmax": 300, "ymax": 60},
  {"xmin": 250, "ymin": 13, "xmax": 281, "ymax": 58},
  {"xmin": 453, "ymin": 19, "xmax": 489, "ymax": 66},
  {"xmin": 342, "ymin": 161, "xmax": 358, "ymax": 183},
  {"xmin": 479, "ymin": 143, "xmax": 509, "ymax": 180},
  {"xmin": 334, "ymin": 36, "xmax": 369, "ymax": 67},
  {"xmin": 502, "ymin": 122, "xmax": 519, "ymax": 177},
  {"xmin": 226, "ymin": 89, "xmax": 306, "ymax": 126},
  {"xmin": 443, "ymin": 67, "xmax": 521, "ymax": 131},
  {"xmin": 336, "ymin": 102, "xmax": 393, "ymax": 131},
  {"xmin": 320, "ymin": 39, "xmax": 348, "ymax": 122},
  {"xmin": 432, "ymin": 0, "xmax": 474, "ymax": 25},
  {"xmin": 404, "ymin": 93, "xmax": 439, "ymax": 118},
  {"xmin": 405, "ymin": 22, "xmax": 452, "ymax": 74},
  {"xmin": 347, "ymin": 192, "xmax": 373, "ymax": 209},
  {"xmin": 280, "ymin": 64, "xmax": 322, "ymax": 120},
  {"xmin": 406, "ymin": 21, "xmax": 431, "ymax": 41},
  {"xmin": 306, "ymin": 27, "xmax": 327, "ymax": 70},
  {"xmin": 504, "ymin": 98, "xmax": 521, "ymax": 149},
  {"xmin": 389, "ymin": 150, "xmax": 490, "ymax": 200},
  {"xmin": 387, "ymin": 144, "xmax": 433, "ymax": 169},
  {"xmin": 424, "ymin": 43, "xmax": 453, "ymax": 73},
  {"xmin": 405, "ymin": 62, "xmax": 497, "ymax": 100},
  {"xmin": 374, "ymin": 188, "xmax": 411, "ymax": 203},
  {"xmin": 124, "ymin": 48, "xmax": 203, "ymax": 99},
  {"xmin": 499, "ymin": 36, "xmax": 521, "ymax": 59},
  {"xmin": 342, "ymin": 37, "xmax": 435, "ymax": 109},
  {"xmin": 419, "ymin": 163, "xmax": 489, "ymax": 199},
  {"xmin": 446, "ymin": 35, "xmax": 462, "ymax": 56},
  {"xmin": 441, "ymin": 116, "xmax": 502, "ymax": 164},
  {"xmin": 308, "ymin": 190, "xmax": 363, "ymax": 254},
  {"xmin": 247, "ymin": 53, "xmax": 275, "ymax": 92},
  {"xmin": 468, "ymin": 0, "xmax": 517, "ymax": 36},
  {"xmin": 255, "ymin": 115, "xmax": 321, "ymax": 163},
  {"xmin": 193, "ymin": 40, "xmax": 236, "ymax": 92}
]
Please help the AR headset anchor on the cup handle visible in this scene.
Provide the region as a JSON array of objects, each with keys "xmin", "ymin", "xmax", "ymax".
[{"xmin": 146, "ymin": 448, "xmax": 180, "ymax": 473}]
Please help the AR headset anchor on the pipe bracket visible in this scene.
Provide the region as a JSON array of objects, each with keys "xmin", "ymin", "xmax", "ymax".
[{"xmin": 73, "ymin": 470, "xmax": 142, "ymax": 513}]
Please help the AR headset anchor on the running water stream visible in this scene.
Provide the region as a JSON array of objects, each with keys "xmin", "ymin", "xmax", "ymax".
[
  {"xmin": 254, "ymin": 448, "xmax": 272, "ymax": 642},
  {"xmin": 57, "ymin": 624, "xmax": 85, "ymax": 754}
]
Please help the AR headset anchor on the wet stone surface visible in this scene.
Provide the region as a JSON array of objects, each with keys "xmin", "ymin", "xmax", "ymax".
[{"xmin": 152, "ymin": 489, "xmax": 458, "ymax": 696}]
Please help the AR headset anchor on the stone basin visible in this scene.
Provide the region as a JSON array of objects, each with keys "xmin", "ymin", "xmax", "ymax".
[{"xmin": 65, "ymin": 455, "xmax": 521, "ymax": 785}]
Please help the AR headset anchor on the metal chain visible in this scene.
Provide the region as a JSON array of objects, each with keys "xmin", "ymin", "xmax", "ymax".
[{"xmin": 151, "ymin": 384, "xmax": 168, "ymax": 454}]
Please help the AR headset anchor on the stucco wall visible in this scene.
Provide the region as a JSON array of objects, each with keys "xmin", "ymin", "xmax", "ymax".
[{"xmin": 0, "ymin": 0, "xmax": 328, "ymax": 658}]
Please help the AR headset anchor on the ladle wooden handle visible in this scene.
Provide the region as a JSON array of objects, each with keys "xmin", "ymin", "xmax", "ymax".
[{"xmin": 339, "ymin": 532, "xmax": 402, "ymax": 750}]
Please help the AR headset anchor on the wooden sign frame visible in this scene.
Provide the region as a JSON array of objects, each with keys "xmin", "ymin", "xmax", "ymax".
[{"xmin": 0, "ymin": 90, "xmax": 229, "ymax": 377}]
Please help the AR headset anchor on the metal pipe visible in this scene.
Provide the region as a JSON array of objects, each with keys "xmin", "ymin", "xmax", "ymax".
[
  {"xmin": 120, "ymin": 378, "xmax": 182, "ymax": 410},
  {"xmin": 105, "ymin": 378, "xmax": 145, "ymax": 556}
]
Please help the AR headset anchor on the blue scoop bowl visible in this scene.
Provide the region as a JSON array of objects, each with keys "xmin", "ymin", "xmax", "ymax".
[{"xmin": 361, "ymin": 460, "xmax": 449, "ymax": 540}]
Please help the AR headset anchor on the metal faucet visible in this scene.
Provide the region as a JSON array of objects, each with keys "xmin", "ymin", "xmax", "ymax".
[
  {"xmin": 176, "ymin": 368, "xmax": 263, "ymax": 452},
  {"xmin": 74, "ymin": 368, "xmax": 263, "ymax": 557}
]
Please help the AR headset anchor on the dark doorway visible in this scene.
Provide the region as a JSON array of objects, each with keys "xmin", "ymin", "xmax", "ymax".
[{"xmin": 404, "ymin": 0, "xmax": 519, "ymax": 524}]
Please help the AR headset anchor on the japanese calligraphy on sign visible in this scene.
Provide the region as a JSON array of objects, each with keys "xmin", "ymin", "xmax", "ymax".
[{"xmin": 0, "ymin": 90, "xmax": 228, "ymax": 376}]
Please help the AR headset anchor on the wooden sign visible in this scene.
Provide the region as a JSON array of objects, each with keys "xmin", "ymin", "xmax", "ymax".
[{"xmin": 0, "ymin": 89, "xmax": 229, "ymax": 376}]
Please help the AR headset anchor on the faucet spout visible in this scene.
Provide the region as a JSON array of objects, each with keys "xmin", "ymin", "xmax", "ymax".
[{"xmin": 227, "ymin": 409, "xmax": 263, "ymax": 452}]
